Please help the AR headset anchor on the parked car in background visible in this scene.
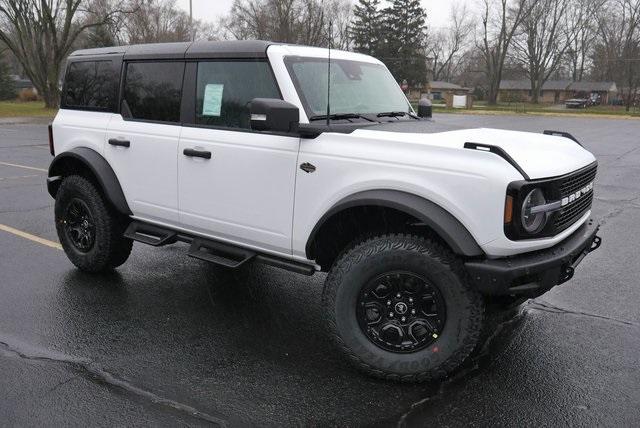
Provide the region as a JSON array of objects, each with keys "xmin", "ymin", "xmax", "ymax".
[{"xmin": 566, "ymin": 98, "xmax": 589, "ymax": 109}]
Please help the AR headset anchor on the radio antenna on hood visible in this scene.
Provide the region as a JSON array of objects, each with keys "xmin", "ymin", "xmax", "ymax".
[{"xmin": 326, "ymin": 20, "xmax": 333, "ymax": 127}]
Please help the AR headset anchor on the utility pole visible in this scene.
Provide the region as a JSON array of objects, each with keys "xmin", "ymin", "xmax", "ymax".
[{"xmin": 189, "ymin": 0, "xmax": 194, "ymax": 41}]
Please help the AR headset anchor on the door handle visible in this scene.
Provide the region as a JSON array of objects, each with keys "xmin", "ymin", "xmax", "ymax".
[
  {"xmin": 108, "ymin": 138, "xmax": 130, "ymax": 148},
  {"xmin": 183, "ymin": 148, "xmax": 212, "ymax": 159}
]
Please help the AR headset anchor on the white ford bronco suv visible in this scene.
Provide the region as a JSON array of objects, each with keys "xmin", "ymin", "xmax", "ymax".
[{"xmin": 48, "ymin": 41, "xmax": 601, "ymax": 382}]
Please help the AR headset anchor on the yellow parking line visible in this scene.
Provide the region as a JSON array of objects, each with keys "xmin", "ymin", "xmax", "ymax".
[
  {"xmin": 0, "ymin": 161, "xmax": 47, "ymax": 173},
  {"xmin": 0, "ymin": 224, "xmax": 62, "ymax": 250}
]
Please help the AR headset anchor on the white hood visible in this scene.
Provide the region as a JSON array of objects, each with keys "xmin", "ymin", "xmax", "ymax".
[{"xmin": 353, "ymin": 127, "xmax": 596, "ymax": 180}]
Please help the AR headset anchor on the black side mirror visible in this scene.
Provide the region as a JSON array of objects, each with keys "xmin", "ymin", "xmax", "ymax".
[
  {"xmin": 417, "ymin": 98, "xmax": 432, "ymax": 118},
  {"xmin": 249, "ymin": 98, "xmax": 299, "ymax": 133}
]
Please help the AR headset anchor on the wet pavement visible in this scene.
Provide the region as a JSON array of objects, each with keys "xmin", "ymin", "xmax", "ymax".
[{"xmin": 0, "ymin": 114, "xmax": 639, "ymax": 426}]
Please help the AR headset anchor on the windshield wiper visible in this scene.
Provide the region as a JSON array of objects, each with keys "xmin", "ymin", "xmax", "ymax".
[
  {"xmin": 308, "ymin": 113, "xmax": 376, "ymax": 122},
  {"xmin": 376, "ymin": 111, "xmax": 420, "ymax": 119}
]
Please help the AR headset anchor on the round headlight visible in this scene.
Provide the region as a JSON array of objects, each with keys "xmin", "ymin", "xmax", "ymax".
[{"xmin": 521, "ymin": 188, "xmax": 547, "ymax": 234}]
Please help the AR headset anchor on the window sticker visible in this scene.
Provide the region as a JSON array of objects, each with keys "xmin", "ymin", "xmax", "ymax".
[{"xmin": 202, "ymin": 84, "xmax": 224, "ymax": 116}]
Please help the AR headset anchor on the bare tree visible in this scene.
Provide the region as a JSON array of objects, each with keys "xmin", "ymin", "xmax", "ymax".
[
  {"xmin": 220, "ymin": 0, "xmax": 351, "ymax": 48},
  {"xmin": 0, "ymin": 0, "xmax": 123, "ymax": 107},
  {"xmin": 428, "ymin": 4, "xmax": 472, "ymax": 82},
  {"xmin": 79, "ymin": 0, "xmax": 122, "ymax": 47},
  {"xmin": 477, "ymin": 0, "xmax": 531, "ymax": 105},
  {"xmin": 512, "ymin": 0, "xmax": 572, "ymax": 103},
  {"xmin": 594, "ymin": 0, "xmax": 640, "ymax": 111},
  {"xmin": 565, "ymin": 0, "xmax": 606, "ymax": 82},
  {"xmin": 328, "ymin": 0, "xmax": 353, "ymax": 50},
  {"xmin": 122, "ymin": 0, "xmax": 191, "ymax": 44},
  {"xmin": 618, "ymin": 0, "xmax": 640, "ymax": 111}
]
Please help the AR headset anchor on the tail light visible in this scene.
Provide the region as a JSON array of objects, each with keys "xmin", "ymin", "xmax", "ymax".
[{"xmin": 48, "ymin": 124, "xmax": 55, "ymax": 156}]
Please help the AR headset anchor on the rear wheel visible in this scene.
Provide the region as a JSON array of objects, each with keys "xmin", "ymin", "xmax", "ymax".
[
  {"xmin": 323, "ymin": 234, "xmax": 484, "ymax": 382},
  {"xmin": 55, "ymin": 175, "xmax": 132, "ymax": 272}
]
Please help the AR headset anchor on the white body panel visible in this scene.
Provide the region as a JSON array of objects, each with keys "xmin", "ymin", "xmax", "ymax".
[
  {"xmin": 104, "ymin": 115, "xmax": 181, "ymax": 223},
  {"xmin": 413, "ymin": 128, "xmax": 596, "ymax": 180},
  {"xmin": 52, "ymin": 110, "xmax": 112, "ymax": 156},
  {"xmin": 290, "ymin": 129, "xmax": 595, "ymax": 259},
  {"xmin": 177, "ymin": 127, "xmax": 299, "ymax": 254}
]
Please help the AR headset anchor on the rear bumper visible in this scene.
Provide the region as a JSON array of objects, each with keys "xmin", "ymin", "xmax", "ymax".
[{"xmin": 465, "ymin": 219, "xmax": 601, "ymax": 296}]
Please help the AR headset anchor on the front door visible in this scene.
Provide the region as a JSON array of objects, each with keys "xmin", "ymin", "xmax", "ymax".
[
  {"xmin": 105, "ymin": 61, "xmax": 185, "ymax": 224},
  {"xmin": 178, "ymin": 60, "xmax": 299, "ymax": 254}
]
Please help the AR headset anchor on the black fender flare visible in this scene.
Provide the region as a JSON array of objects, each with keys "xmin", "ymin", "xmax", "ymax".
[
  {"xmin": 47, "ymin": 147, "xmax": 132, "ymax": 215},
  {"xmin": 306, "ymin": 190, "xmax": 484, "ymax": 257}
]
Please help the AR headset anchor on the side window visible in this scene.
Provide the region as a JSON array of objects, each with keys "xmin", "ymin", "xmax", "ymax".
[
  {"xmin": 195, "ymin": 61, "xmax": 280, "ymax": 129},
  {"xmin": 63, "ymin": 61, "xmax": 119, "ymax": 111},
  {"xmin": 123, "ymin": 61, "xmax": 184, "ymax": 123}
]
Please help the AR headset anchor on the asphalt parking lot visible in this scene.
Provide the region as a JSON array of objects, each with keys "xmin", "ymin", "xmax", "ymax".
[{"xmin": 1, "ymin": 114, "xmax": 639, "ymax": 426}]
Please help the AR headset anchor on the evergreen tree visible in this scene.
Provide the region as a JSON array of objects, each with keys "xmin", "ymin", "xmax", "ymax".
[
  {"xmin": 349, "ymin": 0, "xmax": 382, "ymax": 56},
  {"xmin": 0, "ymin": 61, "xmax": 16, "ymax": 101},
  {"xmin": 82, "ymin": 24, "xmax": 117, "ymax": 49},
  {"xmin": 381, "ymin": 0, "xmax": 428, "ymax": 86}
]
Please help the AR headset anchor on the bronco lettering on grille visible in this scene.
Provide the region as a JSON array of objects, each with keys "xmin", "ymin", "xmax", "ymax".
[{"xmin": 561, "ymin": 182, "xmax": 594, "ymax": 207}]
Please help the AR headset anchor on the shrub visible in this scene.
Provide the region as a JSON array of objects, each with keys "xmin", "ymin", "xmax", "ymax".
[{"xmin": 17, "ymin": 88, "xmax": 39, "ymax": 102}]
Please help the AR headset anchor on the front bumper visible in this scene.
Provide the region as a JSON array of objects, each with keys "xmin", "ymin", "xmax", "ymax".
[{"xmin": 465, "ymin": 219, "xmax": 601, "ymax": 296}]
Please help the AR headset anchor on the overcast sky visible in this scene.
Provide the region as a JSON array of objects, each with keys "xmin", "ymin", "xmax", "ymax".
[{"xmin": 174, "ymin": 0, "xmax": 461, "ymax": 31}]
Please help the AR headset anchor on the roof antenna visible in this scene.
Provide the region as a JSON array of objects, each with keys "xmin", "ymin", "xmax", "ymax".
[{"xmin": 326, "ymin": 19, "xmax": 333, "ymax": 127}]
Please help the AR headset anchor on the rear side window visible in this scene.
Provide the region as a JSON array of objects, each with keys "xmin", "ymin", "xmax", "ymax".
[
  {"xmin": 122, "ymin": 61, "xmax": 184, "ymax": 123},
  {"xmin": 195, "ymin": 61, "xmax": 280, "ymax": 129},
  {"xmin": 62, "ymin": 61, "xmax": 119, "ymax": 111}
]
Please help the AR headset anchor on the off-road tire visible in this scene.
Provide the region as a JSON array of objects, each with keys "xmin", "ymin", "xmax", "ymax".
[
  {"xmin": 322, "ymin": 234, "xmax": 484, "ymax": 382},
  {"xmin": 55, "ymin": 175, "xmax": 132, "ymax": 272}
]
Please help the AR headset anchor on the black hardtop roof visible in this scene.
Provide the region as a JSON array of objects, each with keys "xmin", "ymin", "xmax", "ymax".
[{"xmin": 69, "ymin": 40, "xmax": 276, "ymax": 60}]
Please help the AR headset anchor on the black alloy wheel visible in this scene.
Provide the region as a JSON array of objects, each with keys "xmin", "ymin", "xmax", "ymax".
[
  {"xmin": 357, "ymin": 271, "xmax": 446, "ymax": 353},
  {"xmin": 63, "ymin": 198, "xmax": 96, "ymax": 252}
]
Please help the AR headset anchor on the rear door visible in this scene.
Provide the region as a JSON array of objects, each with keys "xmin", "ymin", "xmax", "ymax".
[
  {"xmin": 178, "ymin": 60, "xmax": 300, "ymax": 254},
  {"xmin": 105, "ymin": 61, "xmax": 185, "ymax": 223}
]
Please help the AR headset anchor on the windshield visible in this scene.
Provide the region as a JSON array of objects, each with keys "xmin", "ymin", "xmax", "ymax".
[{"xmin": 284, "ymin": 56, "xmax": 412, "ymax": 119}]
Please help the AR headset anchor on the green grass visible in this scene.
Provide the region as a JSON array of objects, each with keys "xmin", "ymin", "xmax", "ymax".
[
  {"xmin": 478, "ymin": 102, "xmax": 640, "ymax": 116},
  {"xmin": 0, "ymin": 101, "xmax": 57, "ymax": 118},
  {"xmin": 412, "ymin": 101, "xmax": 640, "ymax": 118}
]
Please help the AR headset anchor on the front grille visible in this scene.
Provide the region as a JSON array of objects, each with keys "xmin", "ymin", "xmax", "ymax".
[
  {"xmin": 554, "ymin": 192, "xmax": 593, "ymax": 231},
  {"xmin": 554, "ymin": 163, "xmax": 597, "ymax": 232},
  {"xmin": 558, "ymin": 164, "xmax": 597, "ymax": 196}
]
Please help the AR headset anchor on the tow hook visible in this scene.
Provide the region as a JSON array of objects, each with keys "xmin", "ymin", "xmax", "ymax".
[{"xmin": 561, "ymin": 235, "xmax": 602, "ymax": 284}]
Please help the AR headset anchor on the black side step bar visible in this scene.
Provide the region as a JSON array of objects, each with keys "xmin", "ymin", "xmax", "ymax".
[
  {"xmin": 124, "ymin": 222, "xmax": 178, "ymax": 246},
  {"xmin": 188, "ymin": 238, "xmax": 255, "ymax": 269},
  {"xmin": 123, "ymin": 220, "xmax": 316, "ymax": 275}
]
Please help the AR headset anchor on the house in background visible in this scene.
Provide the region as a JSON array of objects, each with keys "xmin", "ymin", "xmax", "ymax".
[
  {"xmin": 567, "ymin": 81, "xmax": 617, "ymax": 104},
  {"xmin": 499, "ymin": 80, "xmax": 618, "ymax": 104},
  {"xmin": 425, "ymin": 81, "xmax": 472, "ymax": 100},
  {"xmin": 499, "ymin": 80, "xmax": 572, "ymax": 103}
]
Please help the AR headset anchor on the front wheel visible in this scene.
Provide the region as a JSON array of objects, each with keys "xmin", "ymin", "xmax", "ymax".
[
  {"xmin": 55, "ymin": 175, "xmax": 132, "ymax": 272},
  {"xmin": 323, "ymin": 234, "xmax": 484, "ymax": 382}
]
